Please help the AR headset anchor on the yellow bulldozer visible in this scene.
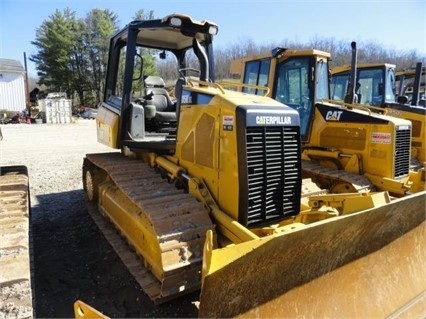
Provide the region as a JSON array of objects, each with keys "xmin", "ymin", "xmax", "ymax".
[
  {"xmin": 229, "ymin": 46, "xmax": 425, "ymax": 196},
  {"xmin": 330, "ymin": 42, "xmax": 426, "ymax": 166},
  {"xmin": 77, "ymin": 14, "xmax": 426, "ymax": 318}
]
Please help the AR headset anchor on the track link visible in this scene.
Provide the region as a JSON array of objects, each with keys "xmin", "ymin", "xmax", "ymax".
[
  {"xmin": 84, "ymin": 153, "xmax": 215, "ymax": 303},
  {"xmin": 0, "ymin": 166, "xmax": 33, "ymax": 318}
]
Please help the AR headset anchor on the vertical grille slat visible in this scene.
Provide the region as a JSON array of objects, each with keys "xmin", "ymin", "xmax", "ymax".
[
  {"xmin": 394, "ymin": 128, "xmax": 411, "ymax": 178},
  {"xmin": 245, "ymin": 126, "xmax": 301, "ymax": 227}
]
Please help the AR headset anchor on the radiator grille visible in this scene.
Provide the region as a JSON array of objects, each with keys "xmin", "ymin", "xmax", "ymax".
[
  {"xmin": 245, "ymin": 126, "xmax": 301, "ymax": 226},
  {"xmin": 394, "ymin": 128, "xmax": 411, "ymax": 178}
]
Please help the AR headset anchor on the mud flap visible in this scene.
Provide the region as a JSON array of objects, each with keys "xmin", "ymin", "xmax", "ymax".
[{"xmin": 199, "ymin": 191, "xmax": 426, "ymax": 318}]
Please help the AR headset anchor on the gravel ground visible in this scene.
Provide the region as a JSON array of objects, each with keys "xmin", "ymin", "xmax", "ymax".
[{"xmin": 0, "ymin": 120, "xmax": 199, "ymax": 318}]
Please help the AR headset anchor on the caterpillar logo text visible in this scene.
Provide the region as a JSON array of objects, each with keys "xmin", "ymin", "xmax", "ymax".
[
  {"xmin": 256, "ymin": 116, "xmax": 292, "ymax": 125},
  {"xmin": 325, "ymin": 110, "xmax": 343, "ymax": 121}
]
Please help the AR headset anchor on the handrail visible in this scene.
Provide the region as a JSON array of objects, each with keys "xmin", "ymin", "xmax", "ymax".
[
  {"xmin": 185, "ymin": 78, "xmax": 271, "ymax": 97},
  {"xmin": 322, "ymin": 99, "xmax": 373, "ymax": 116},
  {"xmin": 218, "ymin": 81, "xmax": 271, "ymax": 97},
  {"xmin": 186, "ymin": 78, "xmax": 226, "ymax": 94}
]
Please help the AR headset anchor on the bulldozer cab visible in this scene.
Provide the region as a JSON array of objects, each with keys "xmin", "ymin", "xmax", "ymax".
[
  {"xmin": 396, "ymin": 63, "xmax": 425, "ymax": 106},
  {"xmin": 330, "ymin": 43, "xmax": 425, "ymax": 108},
  {"xmin": 231, "ymin": 48, "xmax": 331, "ymax": 141},
  {"xmin": 330, "ymin": 62, "xmax": 398, "ymax": 106},
  {"xmin": 97, "ymin": 14, "xmax": 218, "ymax": 153}
]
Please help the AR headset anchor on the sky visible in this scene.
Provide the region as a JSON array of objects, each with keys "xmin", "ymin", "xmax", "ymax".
[{"xmin": 1, "ymin": 0, "xmax": 425, "ymax": 78}]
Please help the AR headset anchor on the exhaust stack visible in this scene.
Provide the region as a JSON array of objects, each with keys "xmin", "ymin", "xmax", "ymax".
[{"xmin": 344, "ymin": 41, "xmax": 358, "ymax": 104}]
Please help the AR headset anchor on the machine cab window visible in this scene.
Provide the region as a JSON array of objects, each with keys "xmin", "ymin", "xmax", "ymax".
[
  {"xmin": 242, "ymin": 59, "xmax": 270, "ymax": 95},
  {"xmin": 274, "ymin": 57, "xmax": 314, "ymax": 140}
]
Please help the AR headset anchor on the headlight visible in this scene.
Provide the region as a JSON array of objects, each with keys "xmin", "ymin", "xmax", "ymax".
[
  {"xmin": 208, "ymin": 25, "xmax": 218, "ymax": 35},
  {"xmin": 169, "ymin": 17, "xmax": 182, "ymax": 27}
]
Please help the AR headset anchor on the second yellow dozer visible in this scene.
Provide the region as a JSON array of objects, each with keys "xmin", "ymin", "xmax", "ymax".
[
  {"xmin": 330, "ymin": 42, "xmax": 426, "ymax": 167},
  {"xmin": 229, "ymin": 47, "xmax": 425, "ymax": 197},
  {"xmin": 80, "ymin": 14, "xmax": 426, "ymax": 317}
]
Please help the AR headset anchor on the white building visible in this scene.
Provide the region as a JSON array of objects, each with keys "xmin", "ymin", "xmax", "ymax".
[{"xmin": 0, "ymin": 58, "xmax": 26, "ymax": 113}]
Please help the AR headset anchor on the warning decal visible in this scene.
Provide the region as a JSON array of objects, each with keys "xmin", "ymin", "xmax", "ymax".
[
  {"xmin": 372, "ymin": 132, "xmax": 391, "ymax": 144},
  {"xmin": 223, "ymin": 115, "xmax": 234, "ymax": 131}
]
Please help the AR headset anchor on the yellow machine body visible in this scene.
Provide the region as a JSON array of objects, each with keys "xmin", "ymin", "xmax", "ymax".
[
  {"xmin": 306, "ymin": 102, "xmax": 408, "ymax": 181},
  {"xmin": 79, "ymin": 14, "xmax": 426, "ymax": 318},
  {"xmin": 89, "ymin": 79, "xmax": 426, "ymax": 318}
]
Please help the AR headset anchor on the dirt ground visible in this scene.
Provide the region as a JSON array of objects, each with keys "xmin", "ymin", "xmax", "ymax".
[{"xmin": 0, "ymin": 120, "xmax": 199, "ymax": 318}]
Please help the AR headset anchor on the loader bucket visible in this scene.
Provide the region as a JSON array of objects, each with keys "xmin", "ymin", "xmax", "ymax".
[{"xmin": 199, "ymin": 191, "xmax": 426, "ymax": 318}]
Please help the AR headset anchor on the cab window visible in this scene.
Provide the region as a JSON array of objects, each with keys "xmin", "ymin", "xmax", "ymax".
[
  {"xmin": 274, "ymin": 57, "xmax": 312, "ymax": 140},
  {"xmin": 242, "ymin": 59, "xmax": 270, "ymax": 95},
  {"xmin": 316, "ymin": 59, "xmax": 329, "ymax": 100},
  {"xmin": 385, "ymin": 68, "xmax": 396, "ymax": 102}
]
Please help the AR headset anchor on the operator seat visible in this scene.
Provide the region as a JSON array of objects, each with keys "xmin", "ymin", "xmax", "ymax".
[{"xmin": 144, "ymin": 76, "xmax": 176, "ymax": 122}]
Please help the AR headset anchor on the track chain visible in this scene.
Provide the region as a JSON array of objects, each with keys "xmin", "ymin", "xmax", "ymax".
[
  {"xmin": 0, "ymin": 166, "xmax": 33, "ymax": 318},
  {"xmin": 302, "ymin": 160, "xmax": 374, "ymax": 193},
  {"xmin": 84, "ymin": 153, "xmax": 214, "ymax": 303}
]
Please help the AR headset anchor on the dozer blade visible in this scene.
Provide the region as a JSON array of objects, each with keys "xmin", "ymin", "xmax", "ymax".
[
  {"xmin": 74, "ymin": 300, "xmax": 109, "ymax": 319},
  {"xmin": 199, "ymin": 191, "xmax": 426, "ymax": 318}
]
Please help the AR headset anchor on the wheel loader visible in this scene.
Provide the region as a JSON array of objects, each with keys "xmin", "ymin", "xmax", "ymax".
[
  {"xmin": 79, "ymin": 14, "xmax": 426, "ymax": 318},
  {"xmin": 330, "ymin": 42, "xmax": 425, "ymax": 166},
  {"xmin": 229, "ymin": 46, "xmax": 425, "ymax": 196},
  {"xmin": 0, "ymin": 127, "xmax": 33, "ymax": 317}
]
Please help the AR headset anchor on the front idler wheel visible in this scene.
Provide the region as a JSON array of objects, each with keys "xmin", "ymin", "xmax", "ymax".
[{"xmin": 83, "ymin": 162, "xmax": 106, "ymax": 202}]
